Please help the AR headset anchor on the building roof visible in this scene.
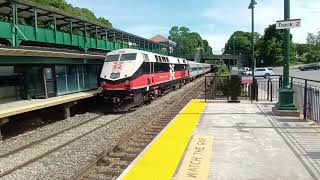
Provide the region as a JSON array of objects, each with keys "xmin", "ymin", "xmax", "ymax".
[
  {"xmin": 150, "ymin": 35, "xmax": 177, "ymax": 46},
  {"xmin": 150, "ymin": 35, "xmax": 170, "ymax": 43}
]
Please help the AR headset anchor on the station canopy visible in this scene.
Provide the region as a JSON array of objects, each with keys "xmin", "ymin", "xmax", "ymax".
[{"xmin": 0, "ymin": 0, "xmax": 168, "ymax": 48}]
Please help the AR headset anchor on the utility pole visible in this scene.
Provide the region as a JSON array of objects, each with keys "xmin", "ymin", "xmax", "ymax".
[{"xmin": 273, "ymin": 0, "xmax": 298, "ymax": 114}]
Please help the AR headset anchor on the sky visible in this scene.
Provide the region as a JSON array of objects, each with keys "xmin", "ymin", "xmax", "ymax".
[{"xmin": 66, "ymin": 0, "xmax": 320, "ymax": 54}]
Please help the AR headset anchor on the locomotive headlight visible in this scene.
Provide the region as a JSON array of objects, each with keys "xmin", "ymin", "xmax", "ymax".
[{"xmin": 125, "ymin": 80, "xmax": 130, "ymax": 85}]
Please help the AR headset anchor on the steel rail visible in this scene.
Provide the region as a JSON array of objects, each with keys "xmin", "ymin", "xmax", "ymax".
[{"xmin": 70, "ymin": 76, "xmax": 206, "ymax": 180}]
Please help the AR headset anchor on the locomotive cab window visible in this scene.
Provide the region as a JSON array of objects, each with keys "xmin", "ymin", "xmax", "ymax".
[
  {"xmin": 105, "ymin": 55, "xmax": 119, "ymax": 62},
  {"xmin": 120, "ymin": 53, "xmax": 137, "ymax": 61},
  {"xmin": 143, "ymin": 53, "xmax": 149, "ymax": 61}
]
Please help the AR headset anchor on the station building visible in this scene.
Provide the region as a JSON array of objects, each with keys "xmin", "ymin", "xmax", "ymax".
[{"xmin": 0, "ymin": 0, "xmax": 171, "ymax": 102}]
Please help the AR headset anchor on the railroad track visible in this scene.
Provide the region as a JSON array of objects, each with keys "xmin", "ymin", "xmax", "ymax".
[
  {"xmin": 71, "ymin": 77, "xmax": 205, "ymax": 180},
  {"xmin": 0, "ymin": 114, "xmax": 104, "ymax": 159},
  {"xmin": 0, "ymin": 114, "xmax": 126, "ymax": 178}
]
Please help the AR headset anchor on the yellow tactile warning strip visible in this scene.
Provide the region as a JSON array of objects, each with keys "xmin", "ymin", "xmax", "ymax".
[
  {"xmin": 174, "ymin": 135, "xmax": 213, "ymax": 180},
  {"xmin": 122, "ymin": 99, "xmax": 207, "ymax": 180}
]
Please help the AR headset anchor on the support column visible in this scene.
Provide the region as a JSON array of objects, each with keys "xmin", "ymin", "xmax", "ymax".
[
  {"xmin": 0, "ymin": 117, "xmax": 10, "ymax": 141},
  {"xmin": 121, "ymin": 34, "xmax": 124, "ymax": 48},
  {"xmin": 113, "ymin": 32, "xmax": 116, "ymax": 50},
  {"xmin": 63, "ymin": 107, "xmax": 71, "ymax": 119},
  {"xmin": 11, "ymin": 0, "xmax": 17, "ymax": 47},
  {"xmin": 84, "ymin": 23, "xmax": 87, "ymax": 52},
  {"xmin": 62, "ymin": 102, "xmax": 77, "ymax": 119},
  {"xmin": 34, "ymin": 7, "xmax": 38, "ymax": 41},
  {"xmin": 133, "ymin": 37, "xmax": 136, "ymax": 49},
  {"xmin": 53, "ymin": 14, "xmax": 57, "ymax": 43},
  {"xmin": 105, "ymin": 29, "xmax": 108, "ymax": 48},
  {"xmin": 273, "ymin": 0, "xmax": 298, "ymax": 115},
  {"xmin": 95, "ymin": 26, "xmax": 98, "ymax": 48},
  {"xmin": 70, "ymin": 19, "xmax": 73, "ymax": 42}
]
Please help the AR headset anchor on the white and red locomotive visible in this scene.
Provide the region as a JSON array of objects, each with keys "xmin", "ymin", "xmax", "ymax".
[{"xmin": 100, "ymin": 49, "xmax": 211, "ymax": 111}]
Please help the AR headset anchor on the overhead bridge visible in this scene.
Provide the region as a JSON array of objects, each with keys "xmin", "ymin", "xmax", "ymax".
[{"xmin": 0, "ymin": 0, "xmax": 170, "ymax": 55}]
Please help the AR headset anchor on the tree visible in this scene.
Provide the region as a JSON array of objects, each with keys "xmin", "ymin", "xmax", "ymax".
[
  {"xmin": 224, "ymin": 31, "xmax": 260, "ymax": 56},
  {"xmin": 26, "ymin": 0, "xmax": 112, "ymax": 27},
  {"xmin": 169, "ymin": 26, "xmax": 214, "ymax": 59},
  {"xmin": 304, "ymin": 32, "xmax": 320, "ymax": 63},
  {"xmin": 256, "ymin": 24, "xmax": 295, "ymax": 66}
]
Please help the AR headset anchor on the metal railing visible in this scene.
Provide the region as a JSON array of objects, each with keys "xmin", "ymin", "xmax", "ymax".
[
  {"xmin": 204, "ymin": 75, "xmax": 320, "ymax": 123},
  {"xmin": 290, "ymin": 76, "xmax": 320, "ymax": 122}
]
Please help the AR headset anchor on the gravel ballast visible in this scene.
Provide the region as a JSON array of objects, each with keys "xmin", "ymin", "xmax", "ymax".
[{"xmin": 0, "ymin": 77, "xmax": 204, "ymax": 180}]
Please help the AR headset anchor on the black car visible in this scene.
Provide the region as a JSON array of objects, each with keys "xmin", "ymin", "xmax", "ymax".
[{"xmin": 299, "ymin": 64, "xmax": 320, "ymax": 71}]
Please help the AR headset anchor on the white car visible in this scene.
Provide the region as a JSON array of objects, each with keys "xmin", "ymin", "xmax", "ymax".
[
  {"xmin": 238, "ymin": 67, "xmax": 251, "ymax": 75},
  {"xmin": 243, "ymin": 68, "xmax": 273, "ymax": 78}
]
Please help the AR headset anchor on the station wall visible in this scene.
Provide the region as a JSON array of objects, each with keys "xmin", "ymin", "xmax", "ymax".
[
  {"xmin": 0, "ymin": 62, "xmax": 103, "ymax": 102},
  {"xmin": 0, "ymin": 66, "xmax": 20, "ymax": 101},
  {"xmin": 55, "ymin": 65, "xmax": 101, "ymax": 95}
]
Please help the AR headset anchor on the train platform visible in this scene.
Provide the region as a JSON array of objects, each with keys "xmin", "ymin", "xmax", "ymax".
[
  {"xmin": 0, "ymin": 89, "xmax": 101, "ymax": 125},
  {"xmin": 119, "ymin": 100, "xmax": 320, "ymax": 180}
]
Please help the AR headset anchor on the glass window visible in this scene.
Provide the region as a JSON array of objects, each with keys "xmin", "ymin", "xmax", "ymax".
[
  {"xmin": 255, "ymin": 68, "xmax": 265, "ymax": 71},
  {"xmin": 55, "ymin": 65, "xmax": 68, "ymax": 95},
  {"xmin": 105, "ymin": 55, "xmax": 119, "ymax": 62},
  {"xmin": 143, "ymin": 53, "xmax": 149, "ymax": 61},
  {"xmin": 120, "ymin": 53, "xmax": 137, "ymax": 61}
]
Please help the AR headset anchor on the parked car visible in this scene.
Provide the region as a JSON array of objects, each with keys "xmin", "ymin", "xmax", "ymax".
[
  {"xmin": 299, "ymin": 63, "xmax": 320, "ymax": 71},
  {"xmin": 243, "ymin": 68, "xmax": 274, "ymax": 78},
  {"xmin": 238, "ymin": 67, "xmax": 251, "ymax": 75}
]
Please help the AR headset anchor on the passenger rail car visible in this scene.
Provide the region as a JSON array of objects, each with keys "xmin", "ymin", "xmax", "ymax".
[
  {"xmin": 188, "ymin": 61, "xmax": 211, "ymax": 81},
  {"xmin": 100, "ymin": 49, "xmax": 210, "ymax": 111}
]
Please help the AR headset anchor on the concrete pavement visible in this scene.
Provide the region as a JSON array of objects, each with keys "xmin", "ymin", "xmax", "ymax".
[{"xmin": 194, "ymin": 101, "xmax": 320, "ymax": 179}]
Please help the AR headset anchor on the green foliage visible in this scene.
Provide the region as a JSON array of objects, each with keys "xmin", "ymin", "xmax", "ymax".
[
  {"xmin": 25, "ymin": 0, "xmax": 112, "ymax": 27},
  {"xmin": 293, "ymin": 32, "xmax": 320, "ymax": 64},
  {"xmin": 225, "ymin": 24, "xmax": 301, "ymax": 66},
  {"xmin": 304, "ymin": 32, "xmax": 320, "ymax": 63},
  {"xmin": 256, "ymin": 24, "xmax": 285, "ymax": 66},
  {"xmin": 216, "ymin": 60, "xmax": 230, "ymax": 76},
  {"xmin": 224, "ymin": 31, "xmax": 260, "ymax": 56},
  {"xmin": 168, "ymin": 26, "xmax": 214, "ymax": 59},
  {"xmin": 296, "ymin": 43, "xmax": 309, "ymax": 56}
]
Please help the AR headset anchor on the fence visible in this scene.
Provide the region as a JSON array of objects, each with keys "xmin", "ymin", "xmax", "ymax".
[
  {"xmin": 205, "ymin": 75, "xmax": 320, "ymax": 123},
  {"xmin": 290, "ymin": 77, "xmax": 320, "ymax": 123}
]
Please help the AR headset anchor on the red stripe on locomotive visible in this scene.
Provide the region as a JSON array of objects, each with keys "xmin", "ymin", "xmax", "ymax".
[{"xmin": 102, "ymin": 70, "xmax": 189, "ymax": 90}]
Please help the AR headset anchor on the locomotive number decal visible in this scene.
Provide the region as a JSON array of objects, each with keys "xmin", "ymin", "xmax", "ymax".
[
  {"xmin": 169, "ymin": 64, "xmax": 175, "ymax": 80},
  {"xmin": 112, "ymin": 62, "xmax": 124, "ymax": 73}
]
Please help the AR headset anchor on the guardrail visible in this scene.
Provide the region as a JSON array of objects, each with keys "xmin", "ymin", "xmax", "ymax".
[
  {"xmin": 205, "ymin": 74, "xmax": 320, "ymax": 123},
  {"xmin": 290, "ymin": 76, "xmax": 320, "ymax": 122}
]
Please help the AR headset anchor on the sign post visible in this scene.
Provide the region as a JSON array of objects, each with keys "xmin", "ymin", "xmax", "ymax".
[{"xmin": 273, "ymin": 0, "xmax": 299, "ymax": 116}]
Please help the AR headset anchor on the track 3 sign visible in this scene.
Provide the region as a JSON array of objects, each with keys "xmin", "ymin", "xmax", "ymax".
[{"xmin": 276, "ymin": 19, "xmax": 301, "ymax": 29}]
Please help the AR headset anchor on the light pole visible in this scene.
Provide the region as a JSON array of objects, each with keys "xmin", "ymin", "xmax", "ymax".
[
  {"xmin": 275, "ymin": 0, "xmax": 297, "ymax": 112},
  {"xmin": 233, "ymin": 35, "xmax": 236, "ymax": 66},
  {"xmin": 248, "ymin": 0, "xmax": 257, "ymax": 101}
]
